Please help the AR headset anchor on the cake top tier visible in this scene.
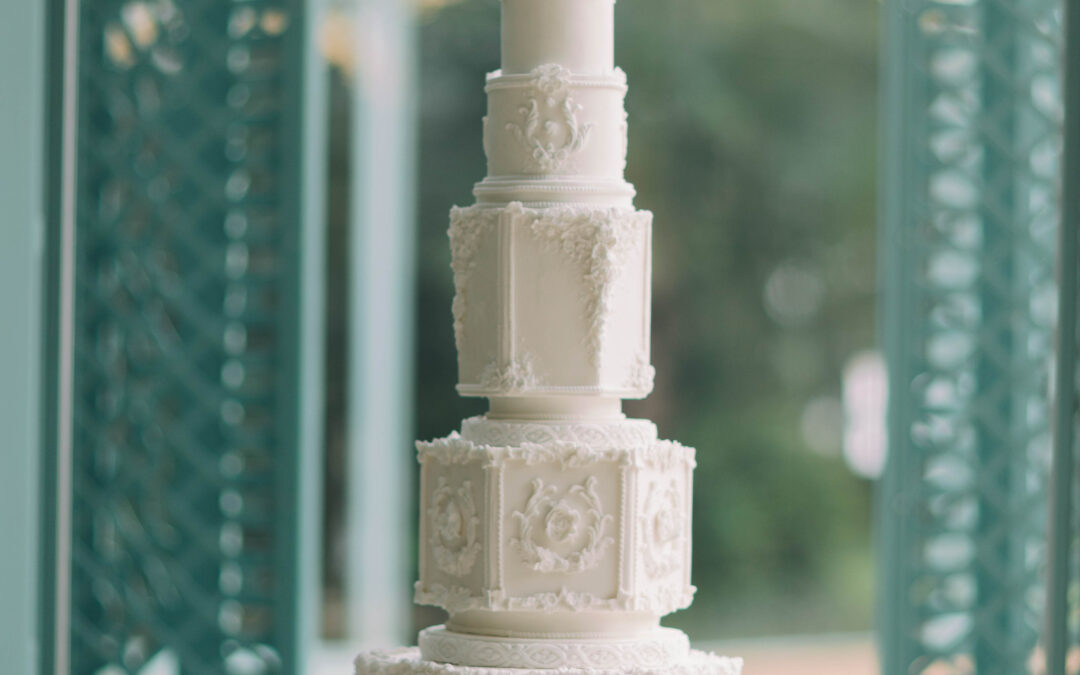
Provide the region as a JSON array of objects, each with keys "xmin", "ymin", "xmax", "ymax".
[{"xmin": 501, "ymin": 0, "xmax": 616, "ymax": 75}]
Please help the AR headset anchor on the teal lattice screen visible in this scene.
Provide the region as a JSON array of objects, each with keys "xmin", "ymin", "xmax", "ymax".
[
  {"xmin": 54, "ymin": 0, "xmax": 325, "ymax": 672},
  {"xmin": 879, "ymin": 0, "xmax": 1068, "ymax": 673},
  {"xmin": 1046, "ymin": 1, "xmax": 1080, "ymax": 671}
]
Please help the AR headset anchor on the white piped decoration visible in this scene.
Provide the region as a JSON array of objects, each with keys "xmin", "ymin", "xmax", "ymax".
[
  {"xmin": 505, "ymin": 64, "xmax": 594, "ymax": 172},
  {"xmin": 512, "ymin": 476, "xmax": 615, "ymax": 574},
  {"xmin": 428, "ymin": 478, "xmax": 482, "ymax": 578},
  {"xmin": 355, "ymin": 0, "xmax": 741, "ymax": 671},
  {"xmin": 479, "ymin": 353, "xmax": 538, "ymax": 393},
  {"xmin": 640, "ymin": 478, "xmax": 684, "ymax": 580}
]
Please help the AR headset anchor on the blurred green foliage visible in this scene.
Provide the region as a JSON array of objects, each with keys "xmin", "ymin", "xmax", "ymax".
[{"xmin": 413, "ymin": 0, "xmax": 879, "ymax": 639}]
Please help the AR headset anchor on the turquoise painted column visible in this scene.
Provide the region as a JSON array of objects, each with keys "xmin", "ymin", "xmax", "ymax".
[
  {"xmin": 52, "ymin": 0, "xmax": 329, "ymax": 671},
  {"xmin": 973, "ymin": 3, "xmax": 1022, "ymax": 673},
  {"xmin": 1046, "ymin": 1, "xmax": 1080, "ymax": 672},
  {"xmin": 878, "ymin": 0, "xmax": 1063, "ymax": 673},
  {"xmin": 348, "ymin": 0, "xmax": 417, "ymax": 647},
  {"xmin": 0, "ymin": 0, "xmax": 46, "ymax": 672},
  {"xmin": 296, "ymin": 0, "xmax": 331, "ymax": 666}
]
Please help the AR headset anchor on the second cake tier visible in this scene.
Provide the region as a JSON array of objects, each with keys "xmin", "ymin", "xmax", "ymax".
[{"xmin": 451, "ymin": 202, "xmax": 654, "ymax": 398}]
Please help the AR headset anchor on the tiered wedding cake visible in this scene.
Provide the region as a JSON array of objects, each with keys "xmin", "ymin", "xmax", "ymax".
[{"xmin": 356, "ymin": 0, "xmax": 741, "ymax": 672}]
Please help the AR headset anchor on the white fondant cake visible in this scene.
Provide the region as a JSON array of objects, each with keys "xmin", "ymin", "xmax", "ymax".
[{"xmin": 355, "ymin": 0, "xmax": 741, "ymax": 671}]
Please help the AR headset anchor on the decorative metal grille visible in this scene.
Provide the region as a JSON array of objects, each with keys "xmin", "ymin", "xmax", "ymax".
[
  {"xmin": 1046, "ymin": 2, "xmax": 1080, "ymax": 671},
  {"xmin": 68, "ymin": 0, "xmax": 311, "ymax": 672},
  {"xmin": 879, "ymin": 1, "xmax": 1064, "ymax": 674}
]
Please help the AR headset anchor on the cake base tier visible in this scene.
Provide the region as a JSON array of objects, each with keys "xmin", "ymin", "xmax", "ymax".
[
  {"xmin": 354, "ymin": 647, "xmax": 742, "ymax": 675},
  {"xmin": 419, "ymin": 625, "xmax": 687, "ymax": 670}
]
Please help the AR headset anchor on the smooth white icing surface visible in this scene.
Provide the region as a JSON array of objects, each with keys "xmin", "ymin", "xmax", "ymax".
[
  {"xmin": 486, "ymin": 396, "xmax": 624, "ymax": 421},
  {"xmin": 500, "ymin": 0, "xmax": 616, "ymax": 75},
  {"xmin": 445, "ymin": 609, "xmax": 659, "ymax": 639},
  {"xmin": 473, "ymin": 176, "xmax": 636, "ymax": 208}
]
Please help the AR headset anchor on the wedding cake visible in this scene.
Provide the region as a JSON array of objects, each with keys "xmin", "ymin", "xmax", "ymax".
[{"xmin": 356, "ymin": 0, "xmax": 742, "ymax": 672}]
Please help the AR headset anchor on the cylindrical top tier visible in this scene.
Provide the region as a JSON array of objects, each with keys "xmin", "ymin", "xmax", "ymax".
[{"xmin": 501, "ymin": 0, "xmax": 616, "ymax": 75}]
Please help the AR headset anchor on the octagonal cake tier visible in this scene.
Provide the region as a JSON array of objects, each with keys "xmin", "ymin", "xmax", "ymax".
[
  {"xmin": 415, "ymin": 416, "xmax": 694, "ymax": 637},
  {"xmin": 450, "ymin": 203, "xmax": 654, "ymax": 399}
]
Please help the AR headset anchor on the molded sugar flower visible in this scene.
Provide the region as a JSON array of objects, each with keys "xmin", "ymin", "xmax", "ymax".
[
  {"xmin": 437, "ymin": 502, "xmax": 464, "ymax": 544},
  {"xmin": 545, "ymin": 502, "xmax": 582, "ymax": 544},
  {"xmin": 534, "ymin": 63, "xmax": 571, "ymax": 97},
  {"xmin": 653, "ymin": 505, "xmax": 680, "ymax": 545}
]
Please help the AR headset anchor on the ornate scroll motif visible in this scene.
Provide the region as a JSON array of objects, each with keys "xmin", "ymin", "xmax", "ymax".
[
  {"xmin": 640, "ymin": 479, "xmax": 683, "ymax": 579},
  {"xmin": 512, "ymin": 476, "xmax": 614, "ymax": 574},
  {"xmin": 506, "ymin": 64, "xmax": 594, "ymax": 172},
  {"xmin": 429, "ymin": 478, "xmax": 482, "ymax": 577}
]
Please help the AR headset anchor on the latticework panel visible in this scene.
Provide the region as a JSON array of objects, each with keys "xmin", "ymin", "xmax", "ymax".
[
  {"xmin": 879, "ymin": 1, "xmax": 1063, "ymax": 674},
  {"xmin": 69, "ymin": 0, "xmax": 310, "ymax": 672},
  {"xmin": 1046, "ymin": 2, "xmax": 1080, "ymax": 671}
]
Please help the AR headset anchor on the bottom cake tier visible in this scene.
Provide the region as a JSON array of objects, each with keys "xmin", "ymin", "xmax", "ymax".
[{"xmin": 354, "ymin": 647, "xmax": 743, "ymax": 675}]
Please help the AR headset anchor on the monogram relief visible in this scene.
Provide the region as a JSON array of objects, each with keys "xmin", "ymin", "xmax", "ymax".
[{"xmin": 506, "ymin": 64, "xmax": 594, "ymax": 172}]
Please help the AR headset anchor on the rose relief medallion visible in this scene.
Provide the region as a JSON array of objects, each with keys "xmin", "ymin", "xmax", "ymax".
[
  {"xmin": 512, "ymin": 475, "xmax": 614, "ymax": 574},
  {"xmin": 641, "ymin": 478, "xmax": 684, "ymax": 579},
  {"xmin": 429, "ymin": 477, "xmax": 482, "ymax": 577}
]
